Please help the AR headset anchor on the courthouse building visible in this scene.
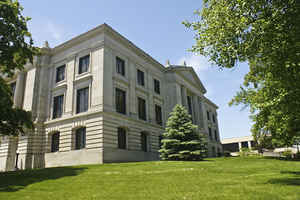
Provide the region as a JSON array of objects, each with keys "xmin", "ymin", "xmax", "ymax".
[{"xmin": 0, "ymin": 24, "xmax": 222, "ymax": 171}]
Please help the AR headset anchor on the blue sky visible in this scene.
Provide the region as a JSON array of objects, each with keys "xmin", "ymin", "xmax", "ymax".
[{"xmin": 19, "ymin": 0, "xmax": 252, "ymax": 139}]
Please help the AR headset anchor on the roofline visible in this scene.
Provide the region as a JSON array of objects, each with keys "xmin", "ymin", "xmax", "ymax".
[{"xmin": 51, "ymin": 23, "xmax": 166, "ymax": 72}]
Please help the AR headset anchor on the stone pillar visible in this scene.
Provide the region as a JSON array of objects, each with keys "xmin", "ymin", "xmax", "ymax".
[
  {"xmin": 193, "ymin": 95, "xmax": 199, "ymax": 126},
  {"xmin": 181, "ymin": 86, "xmax": 187, "ymax": 107},
  {"xmin": 248, "ymin": 141, "xmax": 252, "ymax": 150},
  {"xmin": 14, "ymin": 71, "xmax": 26, "ymax": 108},
  {"xmin": 238, "ymin": 142, "xmax": 242, "ymax": 152},
  {"xmin": 198, "ymin": 97, "xmax": 205, "ymax": 130}
]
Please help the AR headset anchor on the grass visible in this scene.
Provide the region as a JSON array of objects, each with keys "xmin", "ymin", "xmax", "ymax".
[{"xmin": 0, "ymin": 157, "xmax": 300, "ymax": 200}]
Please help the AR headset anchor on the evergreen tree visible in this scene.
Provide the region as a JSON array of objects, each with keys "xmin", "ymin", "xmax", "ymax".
[{"xmin": 159, "ymin": 104, "xmax": 207, "ymax": 161}]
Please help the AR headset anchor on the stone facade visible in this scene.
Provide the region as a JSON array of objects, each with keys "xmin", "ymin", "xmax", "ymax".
[{"xmin": 0, "ymin": 24, "xmax": 222, "ymax": 171}]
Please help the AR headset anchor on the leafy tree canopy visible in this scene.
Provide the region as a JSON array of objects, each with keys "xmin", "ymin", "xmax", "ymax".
[
  {"xmin": 159, "ymin": 104, "xmax": 207, "ymax": 161},
  {"xmin": 0, "ymin": 0, "xmax": 38, "ymax": 136},
  {"xmin": 184, "ymin": 0, "xmax": 300, "ymax": 144}
]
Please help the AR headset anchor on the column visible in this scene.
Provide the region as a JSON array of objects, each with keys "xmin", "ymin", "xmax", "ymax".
[
  {"xmin": 193, "ymin": 95, "xmax": 199, "ymax": 126},
  {"xmin": 181, "ymin": 86, "xmax": 187, "ymax": 107},
  {"xmin": 238, "ymin": 142, "xmax": 242, "ymax": 152},
  {"xmin": 248, "ymin": 141, "xmax": 252, "ymax": 150},
  {"xmin": 14, "ymin": 71, "xmax": 26, "ymax": 108}
]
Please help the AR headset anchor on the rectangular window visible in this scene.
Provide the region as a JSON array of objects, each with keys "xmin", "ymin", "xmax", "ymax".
[
  {"xmin": 118, "ymin": 127, "xmax": 127, "ymax": 149},
  {"xmin": 207, "ymin": 111, "xmax": 210, "ymax": 121},
  {"xmin": 115, "ymin": 88, "xmax": 126, "ymax": 114},
  {"xmin": 212, "ymin": 114, "xmax": 216, "ymax": 123},
  {"xmin": 155, "ymin": 105, "xmax": 162, "ymax": 125},
  {"xmin": 76, "ymin": 87, "xmax": 89, "ymax": 113},
  {"xmin": 138, "ymin": 97, "xmax": 146, "ymax": 120},
  {"xmin": 10, "ymin": 82, "xmax": 16, "ymax": 98},
  {"xmin": 51, "ymin": 132, "xmax": 60, "ymax": 152},
  {"xmin": 116, "ymin": 57, "xmax": 125, "ymax": 76},
  {"xmin": 56, "ymin": 65, "xmax": 65, "ymax": 83},
  {"xmin": 137, "ymin": 69, "xmax": 145, "ymax": 86},
  {"xmin": 78, "ymin": 55, "xmax": 90, "ymax": 74},
  {"xmin": 187, "ymin": 96, "xmax": 193, "ymax": 115},
  {"xmin": 53, "ymin": 95, "xmax": 64, "ymax": 119},
  {"xmin": 209, "ymin": 127, "xmax": 212, "ymax": 140},
  {"xmin": 75, "ymin": 127, "xmax": 86, "ymax": 149},
  {"xmin": 154, "ymin": 79, "xmax": 160, "ymax": 94},
  {"xmin": 214, "ymin": 130, "xmax": 218, "ymax": 141},
  {"xmin": 141, "ymin": 132, "xmax": 148, "ymax": 152}
]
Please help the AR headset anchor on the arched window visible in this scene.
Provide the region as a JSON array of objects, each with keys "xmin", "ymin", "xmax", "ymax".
[
  {"xmin": 75, "ymin": 127, "xmax": 86, "ymax": 149},
  {"xmin": 51, "ymin": 132, "xmax": 60, "ymax": 152},
  {"xmin": 118, "ymin": 127, "xmax": 127, "ymax": 149},
  {"xmin": 141, "ymin": 132, "xmax": 148, "ymax": 152}
]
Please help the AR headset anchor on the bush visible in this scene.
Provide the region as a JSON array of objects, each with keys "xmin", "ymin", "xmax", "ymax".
[
  {"xmin": 239, "ymin": 148, "xmax": 250, "ymax": 157},
  {"xmin": 282, "ymin": 150, "xmax": 293, "ymax": 159},
  {"xmin": 224, "ymin": 151, "xmax": 231, "ymax": 157}
]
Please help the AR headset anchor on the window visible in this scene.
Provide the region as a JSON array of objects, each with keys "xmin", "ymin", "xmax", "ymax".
[
  {"xmin": 53, "ymin": 95, "xmax": 64, "ymax": 119},
  {"xmin": 159, "ymin": 135, "xmax": 163, "ymax": 149},
  {"xmin": 154, "ymin": 79, "xmax": 160, "ymax": 94},
  {"xmin": 214, "ymin": 130, "xmax": 218, "ymax": 141},
  {"xmin": 76, "ymin": 87, "xmax": 89, "ymax": 113},
  {"xmin": 212, "ymin": 146, "xmax": 216, "ymax": 157},
  {"xmin": 115, "ymin": 88, "xmax": 126, "ymax": 114},
  {"xmin": 207, "ymin": 111, "xmax": 210, "ymax": 121},
  {"xmin": 187, "ymin": 96, "xmax": 193, "ymax": 115},
  {"xmin": 10, "ymin": 82, "xmax": 16, "ymax": 98},
  {"xmin": 212, "ymin": 114, "xmax": 216, "ymax": 123},
  {"xmin": 116, "ymin": 57, "xmax": 125, "ymax": 76},
  {"xmin": 118, "ymin": 127, "xmax": 127, "ymax": 149},
  {"xmin": 141, "ymin": 132, "xmax": 148, "ymax": 152},
  {"xmin": 155, "ymin": 105, "xmax": 162, "ymax": 125},
  {"xmin": 56, "ymin": 65, "xmax": 65, "ymax": 83},
  {"xmin": 138, "ymin": 97, "xmax": 146, "ymax": 120},
  {"xmin": 51, "ymin": 132, "xmax": 60, "ymax": 152},
  {"xmin": 209, "ymin": 127, "xmax": 212, "ymax": 140},
  {"xmin": 137, "ymin": 69, "xmax": 145, "ymax": 86},
  {"xmin": 75, "ymin": 127, "xmax": 86, "ymax": 149},
  {"xmin": 78, "ymin": 55, "xmax": 90, "ymax": 74}
]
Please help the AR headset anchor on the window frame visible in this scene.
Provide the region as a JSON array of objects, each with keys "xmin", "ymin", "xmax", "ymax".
[
  {"xmin": 116, "ymin": 57, "xmax": 125, "ymax": 76},
  {"xmin": 137, "ymin": 69, "xmax": 145, "ymax": 86},
  {"xmin": 138, "ymin": 97, "xmax": 147, "ymax": 121},
  {"xmin": 208, "ymin": 127, "xmax": 212, "ymax": 140},
  {"xmin": 55, "ymin": 64, "xmax": 66, "ymax": 83},
  {"xmin": 75, "ymin": 127, "xmax": 86, "ymax": 150},
  {"xmin": 117, "ymin": 127, "xmax": 127, "ymax": 149},
  {"xmin": 78, "ymin": 55, "xmax": 90, "ymax": 74},
  {"xmin": 76, "ymin": 87, "xmax": 89, "ymax": 114},
  {"xmin": 154, "ymin": 79, "xmax": 160, "ymax": 94},
  {"xmin": 155, "ymin": 104, "xmax": 162, "ymax": 126},
  {"xmin": 51, "ymin": 132, "xmax": 60, "ymax": 152},
  {"xmin": 115, "ymin": 88, "xmax": 126, "ymax": 115},
  {"xmin": 207, "ymin": 111, "xmax": 210, "ymax": 121},
  {"xmin": 141, "ymin": 132, "xmax": 148, "ymax": 152},
  {"xmin": 52, "ymin": 94, "xmax": 64, "ymax": 119}
]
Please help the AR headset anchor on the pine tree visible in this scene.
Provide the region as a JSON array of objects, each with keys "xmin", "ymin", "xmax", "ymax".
[{"xmin": 159, "ymin": 104, "xmax": 207, "ymax": 161}]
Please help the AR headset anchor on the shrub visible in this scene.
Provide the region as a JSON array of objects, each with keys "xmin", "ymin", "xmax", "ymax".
[
  {"xmin": 282, "ymin": 150, "xmax": 293, "ymax": 159},
  {"xmin": 239, "ymin": 148, "xmax": 250, "ymax": 157},
  {"xmin": 223, "ymin": 151, "xmax": 231, "ymax": 157}
]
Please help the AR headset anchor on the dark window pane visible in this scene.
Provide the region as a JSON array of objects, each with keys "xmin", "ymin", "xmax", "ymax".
[
  {"xmin": 51, "ymin": 132, "xmax": 60, "ymax": 152},
  {"xmin": 141, "ymin": 132, "xmax": 148, "ymax": 152},
  {"xmin": 75, "ymin": 127, "xmax": 86, "ymax": 149},
  {"xmin": 187, "ymin": 96, "xmax": 193, "ymax": 115},
  {"xmin": 154, "ymin": 79, "xmax": 160, "ymax": 94},
  {"xmin": 76, "ymin": 87, "xmax": 89, "ymax": 113},
  {"xmin": 138, "ymin": 97, "xmax": 146, "ymax": 120},
  {"xmin": 118, "ymin": 128, "xmax": 126, "ymax": 149},
  {"xmin": 79, "ymin": 55, "xmax": 90, "ymax": 74},
  {"xmin": 56, "ymin": 65, "xmax": 65, "ymax": 83},
  {"xmin": 209, "ymin": 128, "xmax": 212, "ymax": 140},
  {"xmin": 137, "ymin": 69, "xmax": 144, "ymax": 86},
  {"xmin": 214, "ymin": 130, "xmax": 218, "ymax": 141},
  {"xmin": 53, "ymin": 95, "xmax": 64, "ymax": 119},
  {"xmin": 115, "ymin": 88, "xmax": 126, "ymax": 114},
  {"xmin": 207, "ymin": 111, "xmax": 210, "ymax": 121},
  {"xmin": 10, "ymin": 82, "xmax": 16, "ymax": 98},
  {"xmin": 116, "ymin": 57, "xmax": 125, "ymax": 76},
  {"xmin": 212, "ymin": 114, "xmax": 216, "ymax": 123},
  {"xmin": 155, "ymin": 105, "xmax": 162, "ymax": 125}
]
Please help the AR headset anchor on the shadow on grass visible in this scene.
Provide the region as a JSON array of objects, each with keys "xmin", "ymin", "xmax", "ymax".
[
  {"xmin": 268, "ymin": 170, "xmax": 300, "ymax": 186},
  {"xmin": 262, "ymin": 156, "xmax": 300, "ymax": 162},
  {"xmin": 0, "ymin": 167, "xmax": 86, "ymax": 192}
]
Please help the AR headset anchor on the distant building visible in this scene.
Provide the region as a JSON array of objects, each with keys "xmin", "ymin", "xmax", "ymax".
[
  {"xmin": 221, "ymin": 136, "xmax": 256, "ymax": 152},
  {"xmin": 0, "ymin": 24, "xmax": 222, "ymax": 171}
]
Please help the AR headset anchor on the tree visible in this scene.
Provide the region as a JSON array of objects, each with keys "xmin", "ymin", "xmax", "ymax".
[
  {"xmin": 0, "ymin": 0, "xmax": 38, "ymax": 136},
  {"xmin": 184, "ymin": 1, "xmax": 300, "ymax": 143},
  {"xmin": 159, "ymin": 104, "xmax": 207, "ymax": 161}
]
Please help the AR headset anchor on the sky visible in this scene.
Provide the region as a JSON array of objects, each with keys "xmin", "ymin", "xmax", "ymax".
[{"xmin": 19, "ymin": 0, "xmax": 252, "ymax": 139}]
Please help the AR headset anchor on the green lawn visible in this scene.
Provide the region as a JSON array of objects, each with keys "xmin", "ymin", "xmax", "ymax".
[{"xmin": 1, "ymin": 157, "xmax": 300, "ymax": 200}]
